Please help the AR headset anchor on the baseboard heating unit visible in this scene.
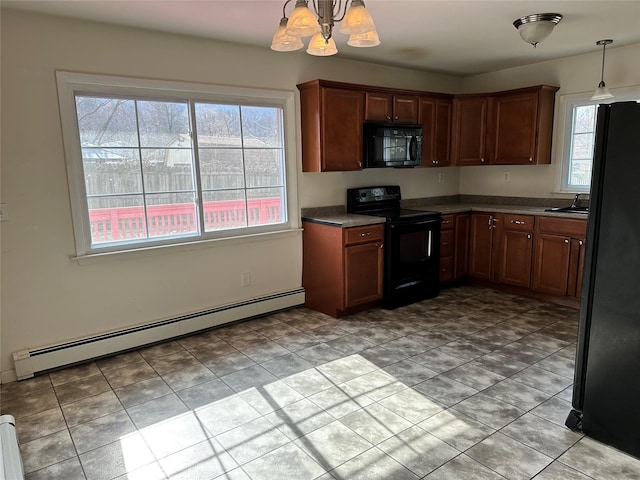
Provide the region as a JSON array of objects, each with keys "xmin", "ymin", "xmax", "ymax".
[
  {"xmin": 0, "ymin": 415, "xmax": 24, "ymax": 480},
  {"xmin": 12, "ymin": 288, "xmax": 305, "ymax": 381}
]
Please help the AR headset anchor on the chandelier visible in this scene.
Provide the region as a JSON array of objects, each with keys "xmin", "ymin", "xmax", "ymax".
[{"xmin": 271, "ymin": 0, "xmax": 380, "ymax": 56}]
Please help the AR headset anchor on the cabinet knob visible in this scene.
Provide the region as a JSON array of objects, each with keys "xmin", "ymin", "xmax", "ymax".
[
  {"xmin": 380, "ymin": 243, "xmax": 384, "ymax": 249},
  {"xmin": 527, "ymin": 234, "xmax": 532, "ymax": 239},
  {"xmin": 564, "ymin": 239, "xmax": 570, "ymax": 244},
  {"xmin": 529, "ymin": 157, "xmax": 533, "ymax": 162},
  {"xmin": 579, "ymin": 240, "xmax": 584, "ymax": 246},
  {"xmin": 386, "ymin": 115, "xmax": 391, "ymax": 120},
  {"xmin": 481, "ymin": 158, "xmax": 485, "ymax": 163},
  {"xmin": 358, "ymin": 161, "xmax": 362, "ymax": 168},
  {"xmin": 394, "ymin": 116, "xmax": 399, "ymax": 120},
  {"xmin": 360, "ymin": 231, "xmax": 372, "ymax": 237}
]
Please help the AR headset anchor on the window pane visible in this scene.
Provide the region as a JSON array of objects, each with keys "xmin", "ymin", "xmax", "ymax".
[
  {"xmin": 573, "ymin": 105, "xmax": 596, "ymax": 134},
  {"xmin": 141, "ymin": 149, "xmax": 195, "ymax": 193},
  {"xmin": 571, "ymin": 133, "xmax": 595, "ymax": 160},
  {"xmin": 244, "ymin": 149, "xmax": 284, "ymax": 188},
  {"xmin": 246, "ymin": 188, "xmax": 285, "ymax": 226},
  {"xmin": 138, "ymin": 101, "xmax": 190, "ymax": 147},
  {"xmin": 146, "ymin": 193, "xmax": 199, "ymax": 238},
  {"xmin": 198, "ymin": 148, "xmax": 245, "ymax": 190},
  {"xmin": 195, "ymin": 104, "xmax": 242, "ymax": 147},
  {"xmin": 82, "ymin": 148, "xmax": 142, "ymax": 195},
  {"xmin": 76, "ymin": 97, "xmax": 138, "ymax": 147},
  {"xmin": 241, "ymin": 106, "xmax": 283, "ymax": 147},
  {"xmin": 202, "ymin": 190, "xmax": 247, "ymax": 232},
  {"xmin": 88, "ymin": 195, "xmax": 146, "ymax": 244}
]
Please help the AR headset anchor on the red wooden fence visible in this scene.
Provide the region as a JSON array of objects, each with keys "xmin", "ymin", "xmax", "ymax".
[{"xmin": 89, "ymin": 197, "xmax": 282, "ymax": 243}]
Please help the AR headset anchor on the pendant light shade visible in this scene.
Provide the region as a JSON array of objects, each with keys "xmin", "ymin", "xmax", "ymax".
[
  {"xmin": 591, "ymin": 39, "xmax": 614, "ymax": 101},
  {"xmin": 286, "ymin": 0, "xmax": 321, "ymax": 37},
  {"xmin": 339, "ymin": 0, "xmax": 376, "ymax": 35},
  {"xmin": 306, "ymin": 33, "xmax": 338, "ymax": 56},
  {"xmin": 348, "ymin": 29, "xmax": 380, "ymax": 47},
  {"xmin": 271, "ymin": 18, "xmax": 304, "ymax": 51},
  {"xmin": 513, "ymin": 13, "xmax": 562, "ymax": 47}
]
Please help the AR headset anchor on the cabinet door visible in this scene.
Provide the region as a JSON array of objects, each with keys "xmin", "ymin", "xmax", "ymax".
[
  {"xmin": 345, "ymin": 241, "xmax": 384, "ymax": 307},
  {"xmin": 419, "ymin": 97, "xmax": 451, "ymax": 167},
  {"xmin": 498, "ymin": 230, "xmax": 533, "ymax": 287},
  {"xmin": 454, "ymin": 213, "xmax": 471, "ymax": 278},
  {"xmin": 393, "ymin": 95, "xmax": 419, "ymax": 123},
  {"xmin": 491, "ymin": 92, "xmax": 538, "ymax": 165},
  {"xmin": 469, "ymin": 213, "xmax": 494, "ymax": 279},
  {"xmin": 322, "ymin": 88, "xmax": 365, "ymax": 171},
  {"xmin": 365, "ymin": 92, "xmax": 392, "ymax": 121},
  {"xmin": 532, "ymin": 233, "xmax": 571, "ymax": 295},
  {"xmin": 452, "ymin": 97, "xmax": 488, "ymax": 165}
]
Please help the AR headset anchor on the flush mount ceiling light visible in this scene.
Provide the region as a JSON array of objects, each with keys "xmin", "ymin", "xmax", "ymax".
[
  {"xmin": 591, "ymin": 39, "xmax": 614, "ymax": 101},
  {"xmin": 513, "ymin": 13, "xmax": 562, "ymax": 47},
  {"xmin": 271, "ymin": 0, "xmax": 380, "ymax": 56}
]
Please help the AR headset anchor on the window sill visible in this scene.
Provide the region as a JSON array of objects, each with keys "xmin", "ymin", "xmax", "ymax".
[{"xmin": 71, "ymin": 228, "xmax": 303, "ymax": 266}]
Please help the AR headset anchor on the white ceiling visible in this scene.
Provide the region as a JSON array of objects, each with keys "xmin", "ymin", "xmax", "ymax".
[{"xmin": 4, "ymin": 0, "xmax": 640, "ymax": 76}]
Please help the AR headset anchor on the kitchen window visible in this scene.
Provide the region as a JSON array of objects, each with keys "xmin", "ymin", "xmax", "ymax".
[
  {"xmin": 560, "ymin": 87, "xmax": 640, "ymax": 192},
  {"xmin": 57, "ymin": 72, "xmax": 297, "ymax": 258}
]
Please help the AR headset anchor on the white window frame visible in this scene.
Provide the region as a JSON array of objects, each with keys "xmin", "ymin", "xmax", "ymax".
[
  {"xmin": 557, "ymin": 85, "xmax": 640, "ymax": 193},
  {"xmin": 56, "ymin": 71, "xmax": 299, "ymax": 260}
]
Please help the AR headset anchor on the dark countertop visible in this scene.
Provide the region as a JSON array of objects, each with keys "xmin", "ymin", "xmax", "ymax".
[{"xmin": 301, "ymin": 202, "xmax": 589, "ymax": 227}]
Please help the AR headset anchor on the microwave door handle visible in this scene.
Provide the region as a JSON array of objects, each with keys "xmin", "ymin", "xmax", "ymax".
[{"xmin": 410, "ymin": 135, "xmax": 418, "ymax": 162}]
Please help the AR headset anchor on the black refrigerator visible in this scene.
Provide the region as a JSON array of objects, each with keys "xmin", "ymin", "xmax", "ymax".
[{"xmin": 566, "ymin": 101, "xmax": 640, "ymax": 459}]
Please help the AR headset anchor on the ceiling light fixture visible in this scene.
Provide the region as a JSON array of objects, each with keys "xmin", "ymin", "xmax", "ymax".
[
  {"xmin": 513, "ymin": 13, "xmax": 562, "ymax": 48},
  {"xmin": 270, "ymin": 0, "xmax": 380, "ymax": 56},
  {"xmin": 591, "ymin": 39, "xmax": 614, "ymax": 101}
]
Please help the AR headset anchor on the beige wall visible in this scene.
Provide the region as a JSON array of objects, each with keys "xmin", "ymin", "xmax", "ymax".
[{"xmin": 0, "ymin": 10, "xmax": 461, "ymax": 380}]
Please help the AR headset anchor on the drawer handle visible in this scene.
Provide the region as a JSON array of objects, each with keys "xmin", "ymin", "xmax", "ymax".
[
  {"xmin": 511, "ymin": 220, "xmax": 525, "ymax": 225},
  {"xmin": 442, "ymin": 220, "xmax": 452, "ymax": 224},
  {"xmin": 442, "ymin": 242, "xmax": 450, "ymax": 246},
  {"xmin": 359, "ymin": 232, "xmax": 372, "ymax": 237}
]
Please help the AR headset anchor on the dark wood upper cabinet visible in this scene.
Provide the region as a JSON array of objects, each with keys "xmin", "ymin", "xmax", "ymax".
[
  {"xmin": 489, "ymin": 86, "xmax": 558, "ymax": 165},
  {"xmin": 365, "ymin": 92, "xmax": 419, "ymax": 123},
  {"xmin": 298, "ymin": 80, "xmax": 364, "ymax": 172},
  {"xmin": 419, "ymin": 97, "xmax": 452, "ymax": 167},
  {"xmin": 452, "ymin": 96, "xmax": 488, "ymax": 166}
]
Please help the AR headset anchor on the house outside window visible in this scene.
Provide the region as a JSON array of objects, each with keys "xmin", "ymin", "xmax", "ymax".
[{"xmin": 57, "ymin": 72, "xmax": 297, "ymax": 258}]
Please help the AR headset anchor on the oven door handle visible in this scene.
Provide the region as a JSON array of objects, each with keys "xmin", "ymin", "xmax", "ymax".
[{"xmin": 390, "ymin": 219, "xmax": 439, "ymax": 228}]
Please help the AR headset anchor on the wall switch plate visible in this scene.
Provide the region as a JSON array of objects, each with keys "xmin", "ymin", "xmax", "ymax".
[
  {"xmin": 503, "ymin": 172, "xmax": 510, "ymax": 182},
  {"xmin": 241, "ymin": 272, "xmax": 251, "ymax": 287},
  {"xmin": 438, "ymin": 173, "xmax": 444, "ymax": 183},
  {"xmin": 0, "ymin": 203, "xmax": 8, "ymax": 222}
]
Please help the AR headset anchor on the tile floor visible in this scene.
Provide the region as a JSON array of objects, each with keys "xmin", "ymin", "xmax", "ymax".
[{"xmin": 2, "ymin": 285, "xmax": 640, "ymax": 480}]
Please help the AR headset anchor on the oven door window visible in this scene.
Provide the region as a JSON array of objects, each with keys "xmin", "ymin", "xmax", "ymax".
[{"xmin": 388, "ymin": 219, "xmax": 441, "ymax": 283}]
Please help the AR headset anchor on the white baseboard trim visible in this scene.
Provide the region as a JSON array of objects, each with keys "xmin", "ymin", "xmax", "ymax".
[{"xmin": 6, "ymin": 288, "xmax": 304, "ymax": 383}]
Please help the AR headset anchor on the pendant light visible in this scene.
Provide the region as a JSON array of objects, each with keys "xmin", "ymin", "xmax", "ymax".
[{"xmin": 591, "ymin": 39, "xmax": 614, "ymax": 101}]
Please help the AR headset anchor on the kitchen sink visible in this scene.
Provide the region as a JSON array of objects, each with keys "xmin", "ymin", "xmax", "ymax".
[{"xmin": 545, "ymin": 206, "xmax": 589, "ymax": 214}]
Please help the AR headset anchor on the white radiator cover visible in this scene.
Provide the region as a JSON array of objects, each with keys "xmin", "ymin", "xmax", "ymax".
[
  {"xmin": 0, "ymin": 415, "xmax": 24, "ymax": 480},
  {"xmin": 12, "ymin": 288, "xmax": 304, "ymax": 381}
]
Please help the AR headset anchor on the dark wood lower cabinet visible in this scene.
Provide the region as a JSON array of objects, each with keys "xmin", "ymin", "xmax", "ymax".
[
  {"xmin": 454, "ymin": 213, "xmax": 471, "ymax": 278},
  {"xmin": 302, "ymin": 220, "xmax": 383, "ymax": 318},
  {"xmin": 469, "ymin": 213, "xmax": 495, "ymax": 280},
  {"xmin": 532, "ymin": 233, "xmax": 571, "ymax": 295},
  {"xmin": 498, "ymin": 230, "xmax": 533, "ymax": 287}
]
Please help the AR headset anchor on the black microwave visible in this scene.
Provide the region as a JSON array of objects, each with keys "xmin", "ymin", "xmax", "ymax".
[{"xmin": 363, "ymin": 123, "xmax": 423, "ymax": 168}]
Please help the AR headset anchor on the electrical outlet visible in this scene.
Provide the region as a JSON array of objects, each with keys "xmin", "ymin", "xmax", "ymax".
[
  {"xmin": 503, "ymin": 172, "xmax": 510, "ymax": 182},
  {"xmin": 241, "ymin": 272, "xmax": 251, "ymax": 287},
  {"xmin": 0, "ymin": 203, "xmax": 8, "ymax": 222},
  {"xmin": 438, "ymin": 173, "xmax": 445, "ymax": 183}
]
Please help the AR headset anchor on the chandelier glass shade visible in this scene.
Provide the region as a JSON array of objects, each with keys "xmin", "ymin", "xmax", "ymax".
[{"xmin": 271, "ymin": 0, "xmax": 380, "ymax": 56}]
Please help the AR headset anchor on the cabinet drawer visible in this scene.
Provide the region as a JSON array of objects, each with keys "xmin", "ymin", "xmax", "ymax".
[
  {"xmin": 503, "ymin": 214, "xmax": 534, "ymax": 231},
  {"xmin": 537, "ymin": 216, "xmax": 587, "ymax": 237},
  {"xmin": 440, "ymin": 229, "xmax": 454, "ymax": 257},
  {"xmin": 344, "ymin": 224, "xmax": 384, "ymax": 246},
  {"xmin": 441, "ymin": 215, "xmax": 455, "ymax": 230}
]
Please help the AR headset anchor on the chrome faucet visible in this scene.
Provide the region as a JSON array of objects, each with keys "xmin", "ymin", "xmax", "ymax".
[{"xmin": 570, "ymin": 193, "xmax": 581, "ymax": 208}]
